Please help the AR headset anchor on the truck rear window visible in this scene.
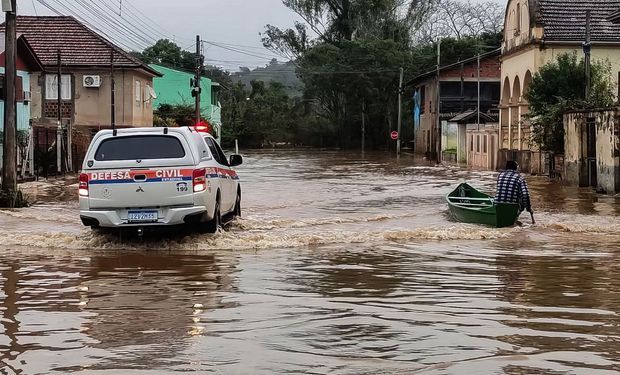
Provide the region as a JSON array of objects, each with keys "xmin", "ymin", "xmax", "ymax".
[{"xmin": 94, "ymin": 135, "xmax": 186, "ymax": 161}]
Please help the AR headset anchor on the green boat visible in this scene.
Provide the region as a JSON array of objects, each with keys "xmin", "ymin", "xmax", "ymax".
[{"xmin": 446, "ymin": 183, "xmax": 521, "ymax": 228}]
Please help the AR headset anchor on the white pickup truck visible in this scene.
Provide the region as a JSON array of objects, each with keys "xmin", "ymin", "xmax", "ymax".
[{"xmin": 78, "ymin": 126, "xmax": 242, "ymax": 233}]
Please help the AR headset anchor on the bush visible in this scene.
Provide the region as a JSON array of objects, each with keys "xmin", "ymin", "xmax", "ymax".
[{"xmin": 525, "ymin": 53, "xmax": 615, "ymax": 153}]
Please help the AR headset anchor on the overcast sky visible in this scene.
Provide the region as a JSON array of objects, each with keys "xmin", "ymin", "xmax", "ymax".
[{"xmin": 6, "ymin": 0, "xmax": 505, "ymax": 71}]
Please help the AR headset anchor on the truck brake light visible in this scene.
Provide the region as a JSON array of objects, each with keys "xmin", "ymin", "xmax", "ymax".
[
  {"xmin": 79, "ymin": 173, "xmax": 89, "ymax": 197},
  {"xmin": 193, "ymin": 168, "xmax": 206, "ymax": 192}
]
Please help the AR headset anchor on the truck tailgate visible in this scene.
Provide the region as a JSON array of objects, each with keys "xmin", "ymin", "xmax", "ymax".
[{"xmin": 88, "ymin": 167, "xmax": 195, "ymax": 209}]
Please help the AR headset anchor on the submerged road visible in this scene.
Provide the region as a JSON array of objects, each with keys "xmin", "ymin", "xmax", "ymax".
[{"xmin": 0, "ymin": 150, "xmax": 619, "ymax": 374}]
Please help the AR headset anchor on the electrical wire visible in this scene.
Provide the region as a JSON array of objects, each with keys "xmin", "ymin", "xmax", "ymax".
[
  {"xmin": 43, "ymin": 0, "xmax": 145, "ymax": 50},
  {"xmin": 76, "ymin": 0, "xmax": 156, "ymax": 47},
  {"xmin": 204, "ymin": 41, "xmax": 282, "ymax": 61}
]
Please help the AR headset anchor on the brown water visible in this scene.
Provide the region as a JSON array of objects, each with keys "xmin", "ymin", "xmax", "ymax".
[{"xmin": 1, "ymin": 150, "xmax": 620, "ymax": 374}]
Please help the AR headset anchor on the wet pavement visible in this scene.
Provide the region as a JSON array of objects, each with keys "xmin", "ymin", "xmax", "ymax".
[{"xmin": 1, "ymin": 150, "xmax": 619, "ymax": 374}]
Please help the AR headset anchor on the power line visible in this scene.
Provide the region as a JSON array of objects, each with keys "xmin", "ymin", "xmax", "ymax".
[
  {"xmin": 91, "ymin": 0, "xmax": 158, "ymax": 44},
  {"xmin": 204, "ymin": 41, "xmax": 281, "ymax": 61},
  {"xmin": 76, "ymin": 0, "xmax": 155, "ymax": 47},
  {"xmin": 43, "ymin": 0, "xmax": 145, "ymax": 50},
  {"xmin": 35, "ymin": 0, "xmax": 62, "ymax": 15},
  {"xmin": 205, "ymin": 40, "xmax": 273, "ymax": 51},
  {"xmin": 120, "ymin": 0, "xmax": 188, "ymax": 44}
]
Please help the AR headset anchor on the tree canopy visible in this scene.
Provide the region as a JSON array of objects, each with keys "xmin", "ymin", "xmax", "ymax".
[
  {"xmin": 525, "ymin": 53, "xmax": 615, "ymax": 153},
  {"xmin": 262, "ymin": 0, "xmax": 503, "ymax": 149},
  {"xmin": 132, "ymin": 39, "xmax": 196, "ymax": 70}
]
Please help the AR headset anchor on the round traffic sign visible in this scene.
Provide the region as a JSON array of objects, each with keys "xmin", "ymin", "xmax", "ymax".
[{"xmin": 390, "ymin": 131, "xmax": 398, "ymax": 140}]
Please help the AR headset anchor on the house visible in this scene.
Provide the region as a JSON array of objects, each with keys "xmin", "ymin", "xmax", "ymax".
[
  {"xmin": 446, "ymin": 110, "xmax": 500, "ymax": 170},
  {"xmin": 150, "ymin": 64, "xmax": 222, "ymax": 142},
  {"xmin": 563, "ymin": 109, "xmax": 619, "ymax": 194},
  {"xmin": 2, "ymin": 16, "xmax": 162, "ymax": 173},
  {"xmin": 408, "ymin": 49, "xmax": 501, "ymax": 164},
  {"xmin": 500, "ymin": 0, "xmax": 620, "ymax": 173},
  {"xmin": 0, "ymin": 33, "xmax": 43, "ymax": 169}
]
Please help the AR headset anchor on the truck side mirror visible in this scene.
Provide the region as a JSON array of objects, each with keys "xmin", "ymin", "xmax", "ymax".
[{"xmin": 229, "ymin": 154, "xmax": 243, "ymax": 167}]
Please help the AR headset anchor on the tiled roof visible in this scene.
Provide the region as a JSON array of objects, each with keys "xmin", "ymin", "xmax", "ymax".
[
  {"xmin": 538, "ymin": 0, "xmax": 620, "ymax": 42},
  {"xmin": 0, "ymin": 16, "xmax": 159, "ymax": 75}
]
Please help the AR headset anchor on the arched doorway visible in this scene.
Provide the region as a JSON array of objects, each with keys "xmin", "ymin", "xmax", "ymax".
[
  {"xmin": 500, "ymin": 77, "xmax": 512, "ymax": 150},
  {"xmin": 511, "ymin": 76, "xmax": 521, "ymax": 149},
  {"xmin": 520, "ymin": 70, "xmax": 533, "ymax": 150}
]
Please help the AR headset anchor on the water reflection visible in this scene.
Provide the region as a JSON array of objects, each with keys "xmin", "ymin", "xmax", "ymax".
[
  {"xmin": 288, "ymin": 246, "xmax": 406, "ymax": 298},
  {"xmin": 0, "ymin": 251, "xmax": 239, "ymax": 373},
  {"xmin": 494, "ymin": 238, "xmax": 620, "ymax": 369}
]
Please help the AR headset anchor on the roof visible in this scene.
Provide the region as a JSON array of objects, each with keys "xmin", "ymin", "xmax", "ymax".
[
  {"xmin": 0, "ymin": 33, "xmax": 44, "ymax": 71},
  {"xmin": 406, "ymin": 48, "xmax": 501, "ymax": 87},
  {"xmin": 535, "ymin": 0, "xmax": 620, "ymax": 42},
  {"xmin": 0, "ymin": 16, "xmax": 161, "ymax": 76},
  {"xmin": 449, "ymin": 109, "xmax": 496, "ymax": 123},
  {"xmin": 609, "ymin": 9, "xmax": 620, "ymax": 22}
]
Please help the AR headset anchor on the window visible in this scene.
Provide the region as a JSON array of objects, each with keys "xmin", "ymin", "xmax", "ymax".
[
  {"xmin": 0, "ymin": 74, "xmax": 24, "ymax": 101},
  {"xmin": 470, "ymin": 135, "xmax": 474, "ymax": 152},
  {"xmin": 145, "ymin": 84, "xmax": 152, "ymax": 107},
  {"xmin": 483, "ymin": 135, "xmax": 488, "ymax": 153},
  {"xmin": 95, "ymin": 135, "xmax": 185, "ymax": 161},
  {"xmin": 476, "ymin": 135, "xmax": 480, "ymax": 153},
  {"xmin": 45, "ymin": 74, "xmax": 71, "ymax": 100},
  {"xmin": 135, "ymin": 80, "xmax": 142, "ymax": 104},
  {"xmin": 516, "ymin": 3, "xmax": 522, "ymax": 34},
  {"xmin": 211, "ymin": 85, "xmax": 220, "ymax": 106},
  {"xmin": 205, "ymin": 137, "xmax": 229, "ymax": 166}
]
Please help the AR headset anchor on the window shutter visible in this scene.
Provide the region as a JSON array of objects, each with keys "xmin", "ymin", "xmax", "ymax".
[{"xmin": 15, "ymin": 76, "xmax": 23, "ymax": 102}]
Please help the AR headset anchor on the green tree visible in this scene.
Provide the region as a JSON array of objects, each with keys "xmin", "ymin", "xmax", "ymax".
[
  {"xmin": 154, "ymin": 103, "xmax": 195, "ymax": 127},
  {"xmin": 134, "ymin": 39, "xmax": 195, "ymax": 70},
  {"xmin": 262, "ymin": 0, "xmax": 503, "ymax": 150},
  {"xmin": 525, "ymin": 53, "xmax": 615, "ymax": 153}
]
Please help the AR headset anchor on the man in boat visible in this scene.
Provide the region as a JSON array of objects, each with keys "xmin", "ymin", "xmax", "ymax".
[{"xmin": 496, "ymin": 161, "xmax": 532, "ymax": 214}]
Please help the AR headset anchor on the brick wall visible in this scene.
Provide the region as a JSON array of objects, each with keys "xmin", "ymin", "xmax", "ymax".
[
  {"xmin": 44, "ymin": 101, "xmax": 73, "ymax": 119},
  {"xmin": 440, "ymin": 57, "xmax": 501, "ymax": 80}
]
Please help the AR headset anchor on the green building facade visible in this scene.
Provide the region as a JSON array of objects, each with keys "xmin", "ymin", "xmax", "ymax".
[{"xmin": 150, "ymin": 64, "xmax": 222, "ymax": 141}]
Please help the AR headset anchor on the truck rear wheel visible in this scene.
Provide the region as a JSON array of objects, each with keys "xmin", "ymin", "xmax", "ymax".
[
  {"xmin": 233, "ymin": 191, "xmax": 241, "ymax": 218},
  {"xmin": 204, "ymin": 200, "xmax": 221, "ymax": 234}
]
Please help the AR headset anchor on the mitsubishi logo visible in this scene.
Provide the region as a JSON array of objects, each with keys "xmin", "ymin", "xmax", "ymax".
[{"xmin": 136, "ymin": 186, "xmax": 145, "ymax": 193}]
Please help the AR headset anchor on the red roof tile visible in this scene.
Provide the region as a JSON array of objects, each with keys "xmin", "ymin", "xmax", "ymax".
[
  {"xmin": 0, "ymin": 16, "xmax": 160, "ymax": 76},
  {"xmin": 537, "ymin": 0, "xmax": 620, "ymax": 42}
]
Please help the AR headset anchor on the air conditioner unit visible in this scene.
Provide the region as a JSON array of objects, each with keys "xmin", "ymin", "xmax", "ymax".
[
  {"xmin": 83, "ymin": 75, "xmax": 101, "ymax": 88},
  {"xmin": 23, "ymin": 91, "xmax": 32, "ymax": 102}
]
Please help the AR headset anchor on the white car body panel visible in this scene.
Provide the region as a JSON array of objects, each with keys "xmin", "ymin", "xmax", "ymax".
[{"xmin": 79, "ymin": 127, "xmax": 240, "ymax": 228}]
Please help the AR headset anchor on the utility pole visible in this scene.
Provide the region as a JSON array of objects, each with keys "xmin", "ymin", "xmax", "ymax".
[
  {"xmin": 194, "ymin": 35, "xmax": 202, "ymax": 123},
  {"xmin": 584, "ymin": 10, "xmax": 592, "ymax": 99},
  {"xmin": 397, "ymin": 67, "xmax": 404, "ymax": 156},
  {"xmin": 110, "ymin": 51, "xmax": 116, "ymax": 130},
  {"xmin": 2, "ymin": 0, "xmax": 17, "ymax": 196},
  {"xmin": 56, "ymin": 50, "xmax": 62, "ymax": 173},
  {"xmin": 477, "ymin": 53, "xmax": 481, "ymax": 130},
  {"xmin": 361, "ymin": 99, "xmax": 366, "ymax": 154},
  {"xmin": 436, "ymin": 40, "xmax": 441, "ymax": 162}
]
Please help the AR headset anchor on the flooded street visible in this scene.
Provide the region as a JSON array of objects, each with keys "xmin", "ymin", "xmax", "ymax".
[{"xmin": 1, "ymin": 151, "xmax": 620, "ymax": 374}]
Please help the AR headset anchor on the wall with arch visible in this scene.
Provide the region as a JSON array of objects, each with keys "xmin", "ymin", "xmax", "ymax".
[{"xmin": 503, "ymin": 0, "xmax": 537, "ymax": 53}]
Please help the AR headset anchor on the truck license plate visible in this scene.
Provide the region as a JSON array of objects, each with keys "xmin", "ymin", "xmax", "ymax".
[{"xmin": 128, "ymin": 211, "xmax": 158, "ymax": 223}]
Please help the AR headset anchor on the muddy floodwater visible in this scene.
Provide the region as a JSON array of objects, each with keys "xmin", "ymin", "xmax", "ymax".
[{"xmin": 1, "ymin": 151, "xmax": 620, "ymax": 374}]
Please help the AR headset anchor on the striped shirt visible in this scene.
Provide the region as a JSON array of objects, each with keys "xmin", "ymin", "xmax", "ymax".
[{"xmin": 496, "ymin": 170, "xmax": 531, "ymax": 211}]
